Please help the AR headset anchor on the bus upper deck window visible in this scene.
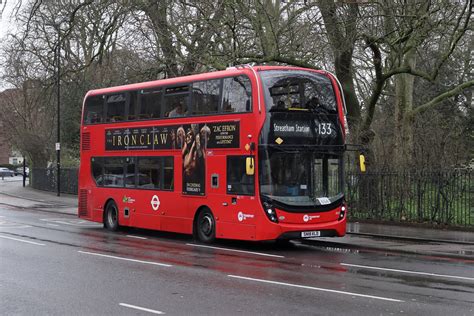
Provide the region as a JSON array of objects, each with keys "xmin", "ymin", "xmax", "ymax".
[
  {"xmin": 105, "ymin": 93, "xmax": 127, "ymax": 122},
  {"xmin": 222, "ymin": 76, "xmax": 252, "ymax": 113},
  {"xmin": 127, "ymin": 91, "xmax": 138, "ymax": 121},
  {"xmin": 139, "ymin": 89, "xmax": 163, "ymax": 119},
  {"xmin": 164, "ymin": 86, "xmax": 190, "ymax": 118},
  {"xmin": 192, "ymin": 79, "xmax": 220, "ymax": 115},
  {"xmin": 262, "ymin": 71, "xmax": 337, "ymax": 113}
]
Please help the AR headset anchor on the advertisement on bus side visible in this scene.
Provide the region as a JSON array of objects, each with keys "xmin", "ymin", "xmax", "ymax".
[
  {"xmin": 105, "ymin": 121, "xmax": 240, "ymax": 195},
  {"xmin": 105, "ymin": 121, "xmax": 239, "ymax": 151}
]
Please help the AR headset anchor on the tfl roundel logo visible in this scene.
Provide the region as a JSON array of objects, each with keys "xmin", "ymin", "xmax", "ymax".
[{"xmin": 151, "ymin": 195, "xmax": 160, "ymax": 211}]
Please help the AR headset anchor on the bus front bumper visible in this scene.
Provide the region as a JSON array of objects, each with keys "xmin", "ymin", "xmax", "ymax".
[{"xmin": 257, "ymin": 218, "xmax": 346, "ymax": 241}]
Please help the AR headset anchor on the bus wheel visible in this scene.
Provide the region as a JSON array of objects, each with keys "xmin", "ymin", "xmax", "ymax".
[
  {"xmin": 104, "ymin": 201, "xmax": 119, "ymax": 231},
  {"xmin": 196, "ymin": 208, "xmax": 215, "ymax": 243}
]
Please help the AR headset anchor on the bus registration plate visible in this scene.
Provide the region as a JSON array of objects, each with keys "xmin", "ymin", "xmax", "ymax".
[{"xmin": 301, "ymin": 231, "xmax": 321, "ymax": 238}]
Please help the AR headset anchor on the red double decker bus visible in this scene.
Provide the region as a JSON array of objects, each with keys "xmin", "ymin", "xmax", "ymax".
[{"xmin": 78, "ymin": 65, "xmax": 348, "ymax": 242}]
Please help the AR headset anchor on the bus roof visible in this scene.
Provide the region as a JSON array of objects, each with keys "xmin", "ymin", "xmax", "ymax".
[{"xmin": 84, "ymin": 65, "xmax": 327, "ymax": 98}]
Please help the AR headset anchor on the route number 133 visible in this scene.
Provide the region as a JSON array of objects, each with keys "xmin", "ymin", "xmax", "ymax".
[{"xmin": 317, "ymin": 123, "xmax": 333, "ymax": 135}]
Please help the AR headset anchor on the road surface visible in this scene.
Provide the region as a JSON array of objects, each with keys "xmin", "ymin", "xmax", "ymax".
[{"xmin": 1, "ymin": 205, "xmax": 473, "ymax": 315}]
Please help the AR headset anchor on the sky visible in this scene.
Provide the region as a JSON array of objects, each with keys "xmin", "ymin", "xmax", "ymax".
[
  {"xmin": 0, "ymin": 0, "xmax": 20, "ymax": 91},
  {"xmin": 0, "ymin": 0, "xmax": 18, "ymax": 36}
]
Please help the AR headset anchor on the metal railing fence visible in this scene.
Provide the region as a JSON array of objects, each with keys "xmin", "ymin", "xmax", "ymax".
[
  {"xmin": 346, "ymin": 170, "xmax": 473, "ymax": 227},
  {"xmin": 30, "ymin": 168, "xmax": 473, "ymax": 226},
  {"xmin": 31, "ymin": 168, "xmax": 78, "ymax": 195}
]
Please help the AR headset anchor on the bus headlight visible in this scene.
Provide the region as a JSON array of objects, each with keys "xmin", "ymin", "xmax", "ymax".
[
  {"xmin": 339, "ymin": 205, "xmax": 346, "ymax": 220},
  {"xmin": 263, "ymin": 201, "xmax": 278, "ymax": 223}
]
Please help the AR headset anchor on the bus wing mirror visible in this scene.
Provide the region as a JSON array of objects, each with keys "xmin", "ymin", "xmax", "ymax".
[
  {"xmin": 246, "ymin": 157, "xmax": 255, "ymax": 175},
  {"xmin": 359, "ymin": 154, "xmax": 366, "ymax": 173}
]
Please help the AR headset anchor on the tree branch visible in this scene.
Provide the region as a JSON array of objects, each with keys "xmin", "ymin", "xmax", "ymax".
[{"xmin": 408, "ymin": 80, "xmax": 474, "ymax": 118}]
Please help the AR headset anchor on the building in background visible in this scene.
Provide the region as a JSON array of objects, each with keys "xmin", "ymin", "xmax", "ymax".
[
  {"xmin": 9, "ymin": 150, "xmax": 24, "ymax": 165},
  {"xmin": 0, "ymin": 120, "xmax": 11, "ymax": 164}
]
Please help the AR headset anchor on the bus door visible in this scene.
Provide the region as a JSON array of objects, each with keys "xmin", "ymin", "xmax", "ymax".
[{"xmin": 221, "ymin": 155, "xmax": 257, "ymax": 240}]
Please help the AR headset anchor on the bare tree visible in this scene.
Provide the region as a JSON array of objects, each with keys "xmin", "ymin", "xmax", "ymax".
[
  {"xmin": 0, "ymin": 82, "xmax": 55, "ymax": 168},
  {"xmin": 0, "ymin": 0, "xmax": 129, "ymax": 165},
  {"xmin": 359, "ymin": 0, "xmax": 473, "ymax": 168},
  {"xmin": 1, "ymin": 0, "xmax": 472, "ymax": 171}
]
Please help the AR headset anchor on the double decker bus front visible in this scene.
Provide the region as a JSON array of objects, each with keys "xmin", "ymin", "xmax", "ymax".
[{"xmin": 258, "ymin": 69, "xmax": 346, "ymax": 240}]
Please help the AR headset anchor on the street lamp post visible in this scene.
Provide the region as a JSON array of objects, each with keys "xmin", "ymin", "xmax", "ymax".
[
  {"xmin": 55, "ymin": 24, "xmax": 61, "ymax": 197},
  {"xmin": 22, "ymin": 156, "xmax": 26, "ymax": 188}
]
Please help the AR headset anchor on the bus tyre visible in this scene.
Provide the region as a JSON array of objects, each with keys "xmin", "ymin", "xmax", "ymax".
[
  {"xmin": 104, "ymin": 201, "xmax": 119, "ymax": 231},
  {"xmin": 196, "ymin": 208, "xmax": 215, "ymax": 243}
]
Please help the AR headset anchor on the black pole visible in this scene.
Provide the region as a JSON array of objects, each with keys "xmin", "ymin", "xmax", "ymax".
[
  {"xmin": 22, "ymin": 156, "xmax": 26, "ymax": 187},
  {"xmin": 56, "ymin": 26, "xmax": 61, "ymax": 197}
]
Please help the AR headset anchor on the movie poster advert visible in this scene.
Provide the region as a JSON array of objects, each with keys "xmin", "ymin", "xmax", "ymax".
[
  {"xmin": 105, "ymin": 122, "xmax": 239, "ymax": 151},
  {"xmin": 181, "ymin": 124, "xmax": 207, "ymax": 195},
  {"xmin": 105, "ymin": 121, "xmax": 240, "ymax": 195}
]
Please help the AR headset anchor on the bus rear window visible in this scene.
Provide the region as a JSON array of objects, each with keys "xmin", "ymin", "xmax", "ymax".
[{"xmin": 84, "ymin": 95, "xmax": 104, "ymax": 124}]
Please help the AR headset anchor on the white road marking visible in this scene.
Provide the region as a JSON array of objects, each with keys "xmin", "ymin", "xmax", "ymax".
[
  {"xmin": 126, "ymin": 235, "xmax": 147, "ymax": 240},
  {"xmin": 119, "ymin": 303, "xmax": 165, "ymax": 314},
  {"xmin": 341, "ymin": 263, "xmax": 474, "ymax": 281},
  {"xmin": 0, "ymin": 234, "xmax": 45, "ymax": 246},
  {"xmin": 78, "ymin": 251, "xmax": 172, "ymax": 267},
  {"xmin": 187, "ymin": 243, "xmax": 285, "ymax": 258},
  {"xmin": 228, "ymin": 275, "xmax": 403, "ymax": 302},
  {"xmin": 40, "ymin": 218, "xmax": 100, "ymax": 227},
  {"xmin": 47, "ymin": 223, "xmax": 60, "ymax": 227},
  {"xmin": 0, "ymin": 220, "xmax": 32, "ymax": 229}
]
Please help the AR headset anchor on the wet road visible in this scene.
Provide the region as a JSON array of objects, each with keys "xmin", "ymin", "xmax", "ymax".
[{"xmin": 1, "ymin": 205, "xmax": 473, "ymax": 315}]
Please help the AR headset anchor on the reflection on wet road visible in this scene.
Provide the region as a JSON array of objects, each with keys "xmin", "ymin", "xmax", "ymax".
[{"xmin": 1, "ymin": 206, "xmax": 473, "ymax": 315}]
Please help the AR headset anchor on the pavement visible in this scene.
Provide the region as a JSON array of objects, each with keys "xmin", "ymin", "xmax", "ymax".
[
  {"xmin": 0, "ymin": 177, "xmax": 78, "ymax": 215},
  {"xmin": 1, "ymin": 177, "xmax": 474, "ymax": 260}
]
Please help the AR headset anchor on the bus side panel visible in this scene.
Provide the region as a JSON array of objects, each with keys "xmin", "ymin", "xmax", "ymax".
[
  {"xmin": 159, "ymin": 154, "xmax": 194, "ymax": 234},
  {"xmin": 216, "ymin": 222, "xmax": 256, "ymax": 240},
  {"xmin": 132, "ymin": 214, "xmax": 161, "ymax": 231},
  {"xmin": 91, "ymin": 201, "xmax": 104, "ymax": 224},
  {"xmin": 125, "ymin": 189, "xmax": 168, "ymax": 232},
  {"xmin": 160, "ymin": 216, "xmax": 193, "ymax": 234}
]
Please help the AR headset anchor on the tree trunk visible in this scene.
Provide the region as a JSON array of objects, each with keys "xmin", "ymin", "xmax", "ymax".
[
  {"xmin": 142, "ymin": 1, "xmax": 179, "ymax": 78},
  {"xmin": 318, "ymin": 1, "xmax": 361, "ymax": 131},
  {"xmin": 394, "ymin": 50, "xmax": 416, "ymax": 169},
  {"xmin": 336, "ymin": 51, "xmax": 361, "ymax": 130}
]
